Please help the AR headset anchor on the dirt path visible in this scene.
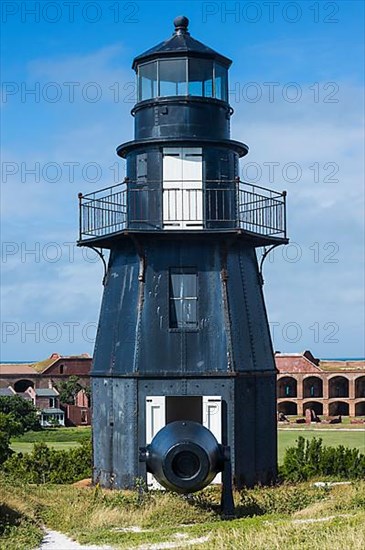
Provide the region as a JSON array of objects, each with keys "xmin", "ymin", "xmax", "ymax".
[
  {"xmin": 38, "ymin": 529, "xmax": 209, "ymax": 550},
  {"xmin": 38, "ymin": 529, "xmax": 114, "ymax": 550}
]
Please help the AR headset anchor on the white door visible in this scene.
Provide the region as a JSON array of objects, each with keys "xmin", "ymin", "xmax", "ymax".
[
  {"xmin": 203, "ymin": 396, "xmax": 222, "ymax": 483},
  {"xmin": 146, "ymin": 396, "xmax": 166, "ymax": 488},
  {"xmin": 163, "ymin": 147, "xmax": 203, "ymax": 229}
]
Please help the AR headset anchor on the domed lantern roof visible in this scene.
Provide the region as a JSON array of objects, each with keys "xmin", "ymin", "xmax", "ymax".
[
  {"xmin": 133, "ymin": 16, "xmax": 232, "ymax": 104},
  {"xmin": 132, "ymin": 16, "xmax": 232, "ymax": 70}
]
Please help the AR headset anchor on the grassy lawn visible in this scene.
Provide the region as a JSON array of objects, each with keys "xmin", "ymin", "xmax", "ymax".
[
  {"xmin": 10, "ymin": 441, "xmax": 81, "ymax": 454},
  {"xmin": 11, "ymin": 427, "xmax": 91, "ymax": 443},
  {"xmin": 10, "ymin": 427, "xmax": 91, "ymax": 454},
  {"xmin": 1, "ymin": 477, "xmax": 365, "ymax": 550}
]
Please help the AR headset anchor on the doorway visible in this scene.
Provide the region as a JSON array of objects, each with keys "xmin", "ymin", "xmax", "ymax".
[
  {"xmin": 145, "ymin": 395, "xmax": 222, "ymax": 487},
  {"xmin": 163, "ymin": 147, "xmax": 203, "ymax": 229}
]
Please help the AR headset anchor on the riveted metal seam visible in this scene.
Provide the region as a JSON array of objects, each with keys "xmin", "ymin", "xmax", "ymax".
[{"xmin": 220, "ymin": 243, "xmax": 234, "ymax": 372}]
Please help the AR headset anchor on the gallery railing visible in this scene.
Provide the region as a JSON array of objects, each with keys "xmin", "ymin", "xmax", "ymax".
[{"xmin": 78, "ymin": 180, "xmax": 287, "ymax": 241}]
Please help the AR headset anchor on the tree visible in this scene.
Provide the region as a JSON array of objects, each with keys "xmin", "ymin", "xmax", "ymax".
[
  {"xmin": 0, "ymin": 412, "xmax": 22, "ymax": 438},
  {"xmin": 0, "ymin": 413, "xmax": 17, "ymax": 464},
  {"xmin": 56, "ymin": 376, "xmax": 87, "ymax": 405},
  {"xmin": 0, "ymin": 430, "xmax": 13, "ymax": 464},
  {"xmin": 0, "ymin": 396, "xmax": 40, "ymax": 433},
  {"xmin": 0, "ymin": 397, "xmax": 41, "ymax": 464}
]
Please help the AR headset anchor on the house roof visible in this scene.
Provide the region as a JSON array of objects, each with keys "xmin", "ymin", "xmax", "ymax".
[
  {"xmin": 0, "ymin": 387, "xmax": 16, "ymax": 396},
  {"xmin": 32, "ymin": 355, "xmax": 60, "ymax": 373},
  {"xmin": 38, "ymin": 353, "xmax": 92, "ymax": 374},
  {"xmin": 34, "ymin": 388, "xmax": 59, "ymax": 397},
  {"xmin": 275, "ymin": 351, "xmax": 365, "ymax": 374},
  {"xmin": 319, "ymin": 360, "xmax": 365, "ymax": 372},
  {"xmin": 0, "ymin": 364, "xmax": 37, "ymax": 375},
  {"xmin": 41, "ymin": 408, "xmax": 64, "ymax": 414},
  {"xmin": 275, "ymin": 353, "xmax": 322, "ymax": 374},
  {"xmin": 0, "ymin": 353, "xmax": 91, "ymax": 375}
]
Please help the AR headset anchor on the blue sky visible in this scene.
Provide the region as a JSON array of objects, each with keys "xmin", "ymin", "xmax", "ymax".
[{"xmin": 1, "ymin": 0, "xmax": 364, "ymax": 361}]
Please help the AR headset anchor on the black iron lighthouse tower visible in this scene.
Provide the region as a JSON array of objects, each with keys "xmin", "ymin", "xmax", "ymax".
[{"xmin": 78, "ymin": 17, "xmax": 288, "ymax": 490}]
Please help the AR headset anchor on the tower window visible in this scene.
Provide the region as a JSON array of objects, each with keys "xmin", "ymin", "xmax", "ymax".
[
  {"xmin": 214, "ymin": 63, "xmax": 228, "ymax": 101},
  {"xmin": 188, "ymin": 59, "xmax": 213, "ymax": 98},
  {"xmin": 159, "ymin": 59, "xmax": 187, "ymax": 97},
  {"xmin": 138, "ymin": 61, "xmax": 158, "ymax": 101},
  {"xmin": 137, "ymin": 59, "xmax": 228, "ymax": 101},
  {"xmin": 169, "ymin": 268, "xmax": 198, "ymax": 329}
]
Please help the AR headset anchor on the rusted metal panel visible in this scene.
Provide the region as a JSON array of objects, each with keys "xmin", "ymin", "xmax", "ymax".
[
  {"xmin": 233, "ymin": 373, "xmax": 277, "ymax": 488},
  {"xmin": 92, "ymin": 243, "xmax": 140, "ymax": 376},
  {"xmin": 92, "ymin": 377, "xmax": 138, "ymax": 488},
  {"xmin": 227, "ymin": 243, "xmax": 276, "ymax": 373},
  {"xmin": 92, "ymin": 377, "xmax": 113, "ymax": 487}
]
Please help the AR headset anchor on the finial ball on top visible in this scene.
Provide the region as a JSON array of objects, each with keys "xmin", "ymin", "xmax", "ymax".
[{"xmin": 173, "ymin": 15, "xmax": 189, "ymax": 31}]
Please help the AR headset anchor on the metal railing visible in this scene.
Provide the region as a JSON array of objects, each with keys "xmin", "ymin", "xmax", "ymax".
[{"xmin": 78, "ymin": 180, "xmax": 287, "ymax": 241}]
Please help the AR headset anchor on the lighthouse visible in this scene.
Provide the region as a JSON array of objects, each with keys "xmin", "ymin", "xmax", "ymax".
[{"xmin": 78, "ymin": 16, "xmax": 288, "ymax": 490}]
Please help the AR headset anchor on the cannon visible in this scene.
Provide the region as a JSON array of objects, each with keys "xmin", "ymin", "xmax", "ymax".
[{"xmin": 139, "ymin": 420, "xmax": 235, "ymax": 515}]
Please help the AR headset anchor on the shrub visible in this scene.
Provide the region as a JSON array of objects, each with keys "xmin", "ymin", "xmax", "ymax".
[
  {"xmin": 0, "ymin": 413, "xmax": 20, "ymax": 465},
  {"xmin": 0, "ymin": 396, "xmax": 40, "ymax": 434},
  {"xmin": 0, "ymin": 431, "xmax": 13, "ymax": 465},
  {"xmin": 2, "ymin": 441, "xmax": 92, "ymax": 484},
  {"xmin": 281, "ymin": 436, "xmax": 365, "ymax": 481}
]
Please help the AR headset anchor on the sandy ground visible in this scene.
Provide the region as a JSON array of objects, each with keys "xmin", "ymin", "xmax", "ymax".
[
  {"xmin": 38, "ymin": 529, "xmax": 114, "ymax": 550},
  {"xmin": 38, "ymin": 529, "xmax": 209, "ymax": 550}
]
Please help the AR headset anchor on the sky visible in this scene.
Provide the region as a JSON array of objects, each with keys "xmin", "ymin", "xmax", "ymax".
[{"xmin": 1, "ymin": 0, "xmax": 364, "ymax": 361}]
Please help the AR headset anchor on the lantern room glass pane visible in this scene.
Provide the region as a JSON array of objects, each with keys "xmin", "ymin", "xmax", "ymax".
[
  {"xmin": 188, "ymin": 59, "xmax": 213, "ymax": 98},
  {"xmin": 138, "ymin": 61, "xmax": 157, "ymax": 101},
  {"xmin": 215, "ymin": 63, "xmax": 228, "ymax": 101},
  {"xmin": 159, "ymin": 59, "xmax": 187, "ymax": 96}
]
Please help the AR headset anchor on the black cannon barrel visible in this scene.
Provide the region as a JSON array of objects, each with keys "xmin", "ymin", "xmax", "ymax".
[{"xmin": 140, "ymin": 420, "xmax": 224, "ymax": 493}]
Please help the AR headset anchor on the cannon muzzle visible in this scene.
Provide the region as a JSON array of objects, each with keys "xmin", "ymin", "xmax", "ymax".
[{"xmin": 140, "ymin": 420, "xmax": 225, "ymax": 493}]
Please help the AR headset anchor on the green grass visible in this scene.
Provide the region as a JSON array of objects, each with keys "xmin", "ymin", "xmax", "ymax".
[
  {"xmin": 278, "ymin": 429, "xmax": 365, "ymax": 463},
  {"xmin": 10, "ymin": 428, "xmax": 91, "ymax": 454},
  {"xmin": 10, "ymin": 427, "xmax": 91, "ymax": 454},
  {"xmin": 11, "ymin": 427, "xmax": 91, "ymax": 443},
  {"xmin": 1, "ymin": 476, "xmax": 365, "ymax": 550},
  {"xmin": 10, "ymin": 441, "xmax": 81, "ymax": 454}
]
